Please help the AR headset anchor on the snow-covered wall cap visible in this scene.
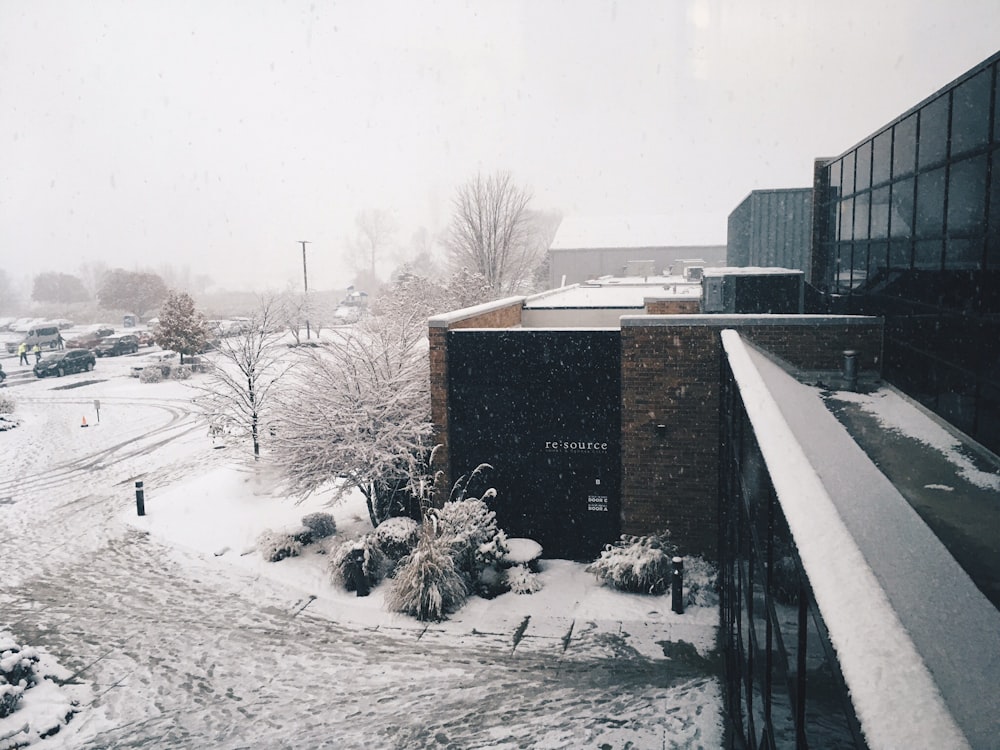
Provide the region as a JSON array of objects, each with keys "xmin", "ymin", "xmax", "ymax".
[
  {"xmin": 622, "ymin": 314, "xmax": 880, "ymax": 327},
  {"xmin": 720, "ymin": 329, "xmax": 970, "ymax": 750},
  {"xmin": 428, "ymin": 297, "xmax": 525, "ymax": 328}
]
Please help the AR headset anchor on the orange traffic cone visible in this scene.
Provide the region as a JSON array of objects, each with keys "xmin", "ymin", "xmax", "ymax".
[{"xmin": 81, "ymin": 416, "xmax": 88, "ymax": 428}]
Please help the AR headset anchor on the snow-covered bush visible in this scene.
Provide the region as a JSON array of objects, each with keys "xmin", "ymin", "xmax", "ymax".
[
  {"xmin": 504, "ymin": 564, "xmax": 542, "ymax": 595},
  {"xmin": 329, "ymin": 535, "xmax": 387, "ymax": 592},
  {"xmin": 374, "ymin": 516, "xmax": 419, "ymax": 563},
  {"xmin": 0, "ymin": 393, "xmax": 18, "ymax": 432},
  {"xmin": 301, "ymin": 512, "xmax": 336, "ymax": 540},
  {"xmin": 139, "ymin": 366, "xmax": 164, "ymax": 384},
  {"xmin": 385, "ymin": 531, "xmax": 468, "ymax": 621},
  {"xmin": 0, "ymin": 639, "xmax": 39, "ymax": 718},
  {"xmin": 433, "ymin": 497, "xmax": 509, "ymax": 595},
  {"xmin": 588, "ymin": 533, "xmax": 676, "ymax": 595},
  {"xmin": 169, "ymin": 364, "xmax": 193, "ymax": 380},
  {"xmin": 682, "ymin": 556, "xmax": 719, "ymax": 608},
  {"xmin": 256, "ymin": 528, "xmax": 307, "ymax": 562}
]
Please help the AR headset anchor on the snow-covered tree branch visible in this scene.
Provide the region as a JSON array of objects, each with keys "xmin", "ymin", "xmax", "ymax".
[{"xmin": 270, "ymin": 312, "xmax": 432, "ymax": 528}]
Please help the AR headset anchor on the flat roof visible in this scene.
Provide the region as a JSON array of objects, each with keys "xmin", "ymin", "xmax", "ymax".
[
  {"xmin": 550, "ymin": 215, "xmax": 726, "ymax": 249},
  {"xmin": 524, "ymin": 279, "xmax": 701, "ymax": 309}
]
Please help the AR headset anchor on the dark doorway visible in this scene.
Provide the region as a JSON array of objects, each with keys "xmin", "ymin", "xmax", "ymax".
[{"xmin": 447, "ymin": 329, "xmax": 621, "ymax": 560}]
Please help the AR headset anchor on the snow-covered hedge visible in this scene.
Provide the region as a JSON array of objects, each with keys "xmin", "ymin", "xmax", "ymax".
[
  {"xmin": 138, "ymin": 366, "xmax": 164, "ymax": 384},
  {"xmin": 0, "ymin": 639, "xmax": 38, "ymax": 718},
  {"xmin": 433, "ymin": 498, "xmax": 509, "ymax": 597},
  {"xmin": 256, "ymin": 528, "xmax": 307, "ymax": 562},
  {"xmin": 504, "ymin": 565, "xmax": 542, "ymax": 595},
  {"xmin": 588, "ymin": 533, "xmax": 676, "ymax": 595},
  {"xmin": 385, "ymin": 531, "xmax": 468, "ymax": 621},
  {"xmin": 329, "ymin": 535, "xmax": 386, "ymax": 593},
  {"xmin": 169, "ymin": 364, "xmax": 193, "ymax": 380},
  {"xmin": 588, "ymin": 533, "xmax": 719, "ymax": 605},
  {"xmin": 0, "ymin": 393, "xmax": 18, "ymax": 432},
  {"xmin": 373, "ymin": 516, "xmax": 419, "ymax": 563},
  {"xmin": 301, "ymin": 512, "xmax": 336, "ymax": 540}
]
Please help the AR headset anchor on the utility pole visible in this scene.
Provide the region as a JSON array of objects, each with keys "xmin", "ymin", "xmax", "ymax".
[{"xmin": 298, "ymin": 240, "xmax": 311, "ymax": 339}]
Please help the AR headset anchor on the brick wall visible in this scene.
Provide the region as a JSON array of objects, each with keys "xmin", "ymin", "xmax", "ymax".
[
  {"xmin": 644, "ymin": 299, "xmax": 701, "ymax": 315},
  {"xmin": 428, "ymin": 298, "xmax": 524, "ymax": 505},
  {"xmin": 620, "ymin": 316, "xmax": 883, "ymax": 561},
  {"xmin": 620, "ymin": 325, "xmax": 722, "ymax": 558},
  {"xmin": 741, "ymin": 323, "xmax": 882, "ymax": 371}
]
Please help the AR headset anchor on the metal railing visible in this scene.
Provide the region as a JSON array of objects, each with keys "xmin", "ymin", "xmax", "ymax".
[{"xmin": 719, "ymin": 360, "xmax": 868, "ymax": 749}]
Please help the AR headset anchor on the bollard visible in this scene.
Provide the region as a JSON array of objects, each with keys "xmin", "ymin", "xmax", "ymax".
[
  {"xmin": 843, "ymin": 350, "xmax": 859, "ymax": 392},
  {"xmin": 671, "ymin": 556, "xmax": 684, "ymax": 614},
  {"xmin": 135, "ymin": 481, "xmax": 145, "ymax": 517}
]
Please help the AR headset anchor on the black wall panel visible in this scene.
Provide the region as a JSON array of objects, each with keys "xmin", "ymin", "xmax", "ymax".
[{"xmin": 447, "ymin": 330, "xmax": 621, "ymax": 560}]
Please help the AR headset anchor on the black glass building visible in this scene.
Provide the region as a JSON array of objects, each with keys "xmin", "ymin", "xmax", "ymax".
[{"xmin": 812, "ymin": 50, "xmax": 1000, "ymax": 455}]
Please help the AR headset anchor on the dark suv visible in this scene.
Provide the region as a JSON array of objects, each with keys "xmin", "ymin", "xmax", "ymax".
[
  {"xmin": 95, "ymin": 334, "xmax": 139, "ymax": 357},
  {"xmin": 34, "ymin": 349, "xmax": 96, "ymax": 378}
]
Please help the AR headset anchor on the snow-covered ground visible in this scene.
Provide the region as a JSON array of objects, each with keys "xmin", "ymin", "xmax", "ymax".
[{"xmin": 0, "ymin": 348, "xmax": 723, "ymax": 749}]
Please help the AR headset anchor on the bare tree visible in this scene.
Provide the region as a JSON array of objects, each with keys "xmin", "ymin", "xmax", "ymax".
[
  {"xmin": 444, "ymin": 171, "xmax": 540, "ymax": 296},
  {"xmin": 350, "ymin": 208, "xmax": 398, "ymax": 281},
  {"xmin": 270, "ymin": 312, "xmax": 432, "ymax": 527},
  {"xmin": 201, "ymin": 295, "xmax": 292, "ymax": 459}
]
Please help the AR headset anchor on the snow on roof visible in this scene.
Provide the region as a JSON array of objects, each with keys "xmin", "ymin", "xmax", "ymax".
[
  {"xmin": 702, "ymin": 266, "xmax": 803, "ymax": 277},
  {"xmin": 549, "ymin": 215, "xmax": 725, "ymax": 250},
  {"xmin": 524, "ymin": 280, "xmax": 701, "ymax": 309},
  {"xmin": 721, "ymin": 330, "xmax": 973, "ymax": 750}
]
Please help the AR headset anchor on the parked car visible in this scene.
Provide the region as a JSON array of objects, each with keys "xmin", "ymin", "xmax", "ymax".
[
  {"xmin": 135, "ymin": 330, "xmax": 155, "ymax": 346},
  {"xmin": 33, "ymin": 349, "xmax": 96, "ymax": 378},
  {"xmin": 95, "ymin": 334, "xmax": 139, "ymax": 357},
  {"xmin": 64, "ymin": 326, "xmax": 115, "ymax": 349},
  {"xmin": 5, "ymin": 324, "xmax": 62, "ymax": 354}
]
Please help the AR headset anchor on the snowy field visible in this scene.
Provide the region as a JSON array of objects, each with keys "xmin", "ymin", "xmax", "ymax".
[{"xmin": 0, "ymin": 347, "xmax": 723, "ymax": 749}]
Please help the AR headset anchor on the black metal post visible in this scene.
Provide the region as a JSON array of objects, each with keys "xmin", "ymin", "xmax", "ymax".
[
  {"xmin": 671, "ymin": 556, "xmax": 684, "ymax": 614},
  {"xmin": 135, "ymin": 481, "xmax": 145, "ymax": 516},
  {"xmin": 843, "ymin": 349, "xmax": 858, "ymax": 391}
]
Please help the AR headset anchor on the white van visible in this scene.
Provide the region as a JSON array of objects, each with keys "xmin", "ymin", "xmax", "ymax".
[{"xmin": 6, "ymin": 325, "xmax": 62, "ymax": 354}]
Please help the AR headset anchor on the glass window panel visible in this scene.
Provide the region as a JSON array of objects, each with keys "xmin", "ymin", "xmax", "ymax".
[
  {"xmin": 869, "ymin": 241, "xmax": 889, "ymax": 282},
  {"xmin": 828, "ymin": 199, "xmax": 840, "ymax": 243},
  {"xmin": 919, "ymin": 95, "xmax": 950, "ymax": 169},
  {"xmin": 951, "ymin": 69, "xmax": 991, "ymax": 157},
  {"xmin": 856, "ymin": 141, "xmax": 872, "ymax": 192},
  {"xmin": 853, "ymin": 191, "xmax": 871, "ymax": 240},
  {"xmin": 840, "ymin": 198, "xmax": 854, "ymax": 241},
  {"xmin": 944, "ymin": 238, "xmax": 983, "ymax": 270},
  {"xmin": 915, "ymin": 167, "xmax": 946, "ymax": 238},
  {"xmin": 835, "ymin": 244, "xmax": 853, "ymax": 292},
  {"xmin": 995, "ymin": 63, "xmax": 1000, "ymax": 143},
  {"xmin": 987, "ymin": 149, "xmax": 1000, "ymax": 269},
  {"xmin": 914, "ymin": 239, "xmax": 943, "ymax": 270},
  {"xmin": 872, "ymin": 130, "xmax": 892, "ymax": 185},
  {"xmin": 842, "ymin": 151, "xmax": 856, "ymax": 196},
  {"xmin": 852, "ymin": 242, "xmax": 869, "ymax": 289},
  {"xmin": 891, "ymin": 177, "xmax": 915, "ymax": 238},
  {"xmin": 893, "ymin": 114, "xmax": 917, "ymax": 177},
  {"xmin": 870, "ymin": 186, "xmax": 890, "ymax": 239},
  {"xmin": 889, "ymin": 240, "xmax": 912, "ymax": 270},
  {"xmin": 828, "ymin": 159, "xmax": 842, "ymax": 199},
  {"xmin": 947, "ymin": 155, "xmax": 987, "ymax": 236}
]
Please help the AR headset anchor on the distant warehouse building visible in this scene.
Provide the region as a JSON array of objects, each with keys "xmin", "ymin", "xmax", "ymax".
[
  {"xmin": 548, "ymin": 215, "xmax": 725, "ymax": 287},
  {"xmin": 726, "ymin": 188, "xmax": 813, "ymax": 274}
]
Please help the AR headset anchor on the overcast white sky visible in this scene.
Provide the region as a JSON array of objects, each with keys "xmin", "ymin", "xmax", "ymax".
[{"xmin": 1, "ymin": 0, "xmax": 999, "ymax": 293}]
